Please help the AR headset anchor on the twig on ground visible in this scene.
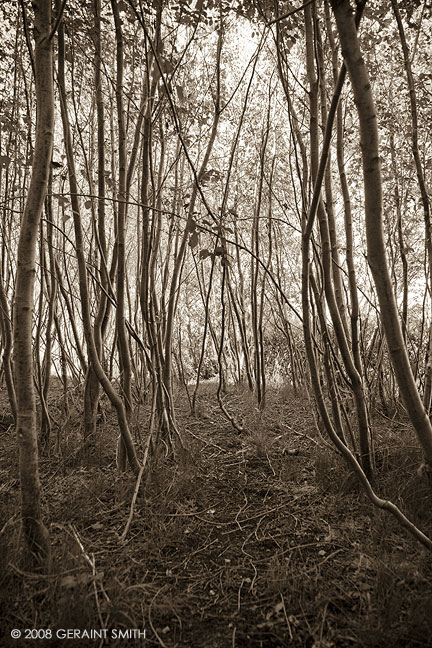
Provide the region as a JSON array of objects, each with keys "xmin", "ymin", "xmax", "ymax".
[
  {"xmin": 148, "ymin": 585, "xmax": 169, "ymax": 648},
  {"xmin": 280, "ymin": 593, "xmax": 293, "ymax": 640},
  {"xmin": 185, "ymin": 425, "xmax": 225, "ymax": 451},
  {"xmin": 232, "ymin": 624, "xmax": 236, "ymax": 647},
  {"xmin": 120, "ymin": 432, "xmax": 152, "ymax": 542},
  {"xmin": 0, "ymin": 512, "xmax": 18, "ymax": 537},
  {"xmin": 68, "ymin": 523, "xmax": 110, "ymax": 629},
  {"xmin": 280, "ymin": 422, "xmax": 319, "ymax": 446}
]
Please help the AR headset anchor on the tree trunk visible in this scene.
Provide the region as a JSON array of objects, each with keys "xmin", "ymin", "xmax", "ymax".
[
  {"xmin": 390, "ymin": 0, "xmax": 432, "ymax": 411},
  {"xmin": 305, "ymin": 0, "xmax": 373, "ymax": 478},
  {"xmin": 13, "ymin": 0, "xmax": 52, "ymax": 567},
  {"xmin": 56, "ymin": 0, "xmax": 141, "ymax": 475},
  {"xmin": 330, "ymin": 0, "xmax": 432, "ymax": 474}
]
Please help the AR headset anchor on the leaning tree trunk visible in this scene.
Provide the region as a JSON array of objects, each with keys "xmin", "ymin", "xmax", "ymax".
[
  {"xmin": 13, "ymin": 0, "xmax": 52, "ymax": 567},
  {"xmin": 390, "ymin": 0, "xmax": 432, "ymax": 410},
  {"xmin": 305, "ymin": 1, "xmax": 373, "ymax": 478},
  {"xmin": 330, "ymin": 0, "xmax": 432, "ymax": 475}
]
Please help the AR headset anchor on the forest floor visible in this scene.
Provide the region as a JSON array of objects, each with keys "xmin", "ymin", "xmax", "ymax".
[{"xmin": 1, "ymin": 383, "xmax": 432, "ymax": 648}]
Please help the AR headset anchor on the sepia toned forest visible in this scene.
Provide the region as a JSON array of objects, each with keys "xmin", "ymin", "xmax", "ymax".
[{"xmin": 1, "ymin": 0, "xmax": 432, "ymax": 646}]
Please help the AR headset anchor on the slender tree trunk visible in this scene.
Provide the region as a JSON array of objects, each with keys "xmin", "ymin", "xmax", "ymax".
[
  {"xmin": 305, "ymin": 0, "xmax": 373, "ymax": 477},
  {"xmin": 0, "ymin": 277, "xmax": 16, "ymax": 422},
  {"xmin": 251, "ymin": 105, "xmax": 269, "ymax": 409},
  {"xmin": 40, "ymin": 173, "xmax": 57, "ymax": 448},
  {"xmin": 324, "ymin": 0, "xmax": 363, "ymax": 377},
  {"xmin": 56, "ymin": 0, "xmax": 140, "ymax": 475},
  {"xmin": 111, "ymin": 0, "xmax": 132, "ymax": 416},
  {"xmin": 330, "ymin": 0, "xmax": 432, "ymax": 474},
  {"xmin": 389, "ymin": 128, "xmax": 409, "ymax": 341},
  {"xmin": 315, "ymin": 10, "xmax": 348, "ymax": 338},
  {"xmin": 390, "ymin": 0, "xmax": 432, "ymax": 411},
  {"xmin": 83, "ymin": 0, "xmax": 107, "ymax": 443},
  {"xmin": 13, "ymin": 0, "xmax": 52, "ymax": 567},
  {"xmin": 111, "ymin": 0, "xmax": 133, "ymax": 468}
]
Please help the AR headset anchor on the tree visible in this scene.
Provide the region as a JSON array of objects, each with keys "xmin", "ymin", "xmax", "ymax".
[
  {"xmin": 13, "ymin": 0, "xmax": 53, "ymax": 567},
  {"xmin": 330, "ymin": 0, "xmax": 432, "ymax": 478}
]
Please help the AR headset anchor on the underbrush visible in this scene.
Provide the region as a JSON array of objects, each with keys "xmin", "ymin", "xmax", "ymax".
[{"xmin": 1, "ymin": 385, "xmax": 432, "ymax": 647}]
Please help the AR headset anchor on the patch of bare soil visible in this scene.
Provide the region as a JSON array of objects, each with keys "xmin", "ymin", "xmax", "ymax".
[{"xmin": 1, "ymin": 386, "xmax": 432, "ymax": 647}]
